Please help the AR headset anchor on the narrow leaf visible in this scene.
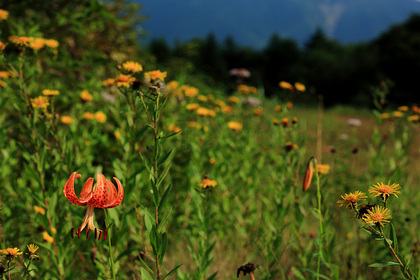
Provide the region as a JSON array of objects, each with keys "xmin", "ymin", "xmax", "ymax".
[{"xmin": 368, "ymin": 261, "xmax": 400, "ymax": 267}]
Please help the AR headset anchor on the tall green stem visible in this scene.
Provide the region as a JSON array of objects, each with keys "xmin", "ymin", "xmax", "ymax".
[
  {"xmin": 315, "ymin": 160, "xmax": 323, "ymax": 280},
  {"xmin": 104, "ymin": 210, "xmax": 116, "ymax": 280}
]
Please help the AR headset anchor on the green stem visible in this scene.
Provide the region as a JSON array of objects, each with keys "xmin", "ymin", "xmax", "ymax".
[
  {"xmin": 315, "ymin": 160, "xmax": 323, "ymax": 280},
  {"xmin": 104, "ymin": 210, "xmax": 116, "ymax": 280}
]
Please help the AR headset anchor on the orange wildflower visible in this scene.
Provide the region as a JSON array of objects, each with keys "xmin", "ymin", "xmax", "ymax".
[
  {"xmin": 63, "ymin": 172, "xmax": 124, "ymax": 240},
  {"xmin": 44, "ymin": 39, "xmax": 59, "ymax": 48},
  {"xmin": 102, "ymin": 78, "xmax": 115, "ymax": 87},
  {"xmin": 115, "ymin": 74, "xmax": 136, "ymax": 88},
  {"xmin": 227, "ymin": 121, "xmax": 243, "ymax": 131},
  {"xmin": 0, "ymin": 9, "xmax": 9, "ymax": 21},
  {"xmin": 294, "ymin": 82, "xmax": 306, "ymax": 92},
  {"xmin": 95, "ymin": 111, "xmax": 107, "ymax": 123},
  {"xmin": 31, "ymin": 96, "xmax": 50, "ymax": 109},
  {"xmin": 80, "ymin": 90, "xmax": 93, "ymax": 102},
  {"xmin": 279, "ymin": 81, "xmax": 294, "ymax": 91},
  {"xmin": 199, "ymin": 175, "xmax": 217, "ymax": 189},
  {"xmin": 302, "ymin": 158, "xmax": 314, "ymax": 191},
  {"xmin": 122, "ymin": 61, "xmax": 143, "ymax": 73},
  {"xmin": 144, "ymin": 70, "xmax": 167, "ymax": 82},
  {"xmin": 8, "ymin": 35, "xmax": 30, "ymax": 47},
  {"xmin": 42, "ymin": 89, "xmax": 60, "ymax": 96},
  {"xmin": 61, "ymin": 116, "xmax": 74, "ymax": 124}
]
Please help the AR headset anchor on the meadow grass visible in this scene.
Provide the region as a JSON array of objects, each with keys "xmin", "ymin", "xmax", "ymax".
[{"xmin": 1, "ymin": 8, "xmax": 420, "ymax": 280}]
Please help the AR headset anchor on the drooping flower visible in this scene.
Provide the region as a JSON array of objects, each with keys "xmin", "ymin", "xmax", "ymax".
[
  {"xmin": 337, "ymin": 191, "xmax": 367, "ymax": 209},
  {"xmin": 0, "ymin": 247, "xmax": 22, "ymax": 258},
  {"xmin": 144, "ymin": 70, "xmax": 167, "ymax": 82},
  {"xmin": 63, "ymin": 172, "xmax": 124, "ymax": 240},
  {"xmin": 362, "ymin": 205, "xmax": 392, "ymax": 227},
  {"xmin": 199, "ymin": 175, "xmax": 217, "ymax": 189},
  {"xmin": 302, "ymin": 158, "xmax": 314, "ymax": 191},
  {"xmin": 369, "ymin": 181, "xmax": 401, "ymax": 202},
  {"xmin": 122, "ymin": 61, "xmax": 143, "ymax": 73},
  {"xmin": 26, "ymin": 244, "xmax": 39, "ymax": 258}
]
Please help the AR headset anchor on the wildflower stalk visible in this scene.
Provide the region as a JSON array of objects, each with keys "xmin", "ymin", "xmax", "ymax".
[
  {"xmin": 314, "ymin": 159, "xmax": 324, "ymax": 280},
  {"xmin": 104, "ymin": 210, "xmax": 116, "ymax": 280}
]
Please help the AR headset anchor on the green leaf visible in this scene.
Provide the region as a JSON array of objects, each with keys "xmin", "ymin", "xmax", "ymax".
[
  {"xmin": 144, "ymin": 209, "xmax": 156, "ymax": 232},
  {"xmin": 368, "ymin": 261, "xmax": 400, "ymax": 267},
  {"xmin": 390, "ymin": 223, "xmax": 399, "ymax": 252},
  {"xmin": 158, "ymin": 185, "xmax": 171, "ymax": 212},
  {"xmin": 163, "ymin": 264, "xmax": 182, "ymax": 280},
  {"xmin": 291, "ymin": 267, "xmax": 305, "ymax": 280},
  {"xmin": 157, "ymin": 164, "xmax": 171, "ymax": 188},
  {"xmin": 141, "ymin": 267, "xmax": 155, "ymax": 280},
  {"xmin": 157, "ymin": 207, "xmax": 173, "ymax": 233},
  {"xmin": 157, "ymin": 149, "xmax": 172, "ymax": 167},
  {"xmin": 159, "ymin": 232, "xmax": 168, "ymax": 264}
]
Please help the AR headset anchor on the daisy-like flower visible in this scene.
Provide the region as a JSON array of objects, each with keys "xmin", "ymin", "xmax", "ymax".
[
  {"xmin": 272, "ymin": 118, "xmax": 279, "ymax": 126},
  {"xmin": 275, "ymin": 105, "xmax": 282, "ymax": 112},
  {"xmin": 227, "ymin": 121, "xmax": 243, "ymax": 131},
  {"xmin": 398, "ymin": 106, "xmax": 409, "ymax": 112},
  {"xmin": 122, "ymin": 61, "xmax": 143, "ymax": 73},
  {"xmin": 393, "ymin": 111, "xmax": 403, "ymax": 118},
  {"xmin": 42, "ymin": 231, "xmax": 54, "ymax": 243},
  {"xmin": 199, "ymin": 175, "xmax": 217, "ymax": 189},
  {"xmin": 0, "ymin": 71, "xmax": 15, "ymax": 79},
  {"xmin": 31, "ymin": 96, "xmax": 50, "ymax": 109},
  {"xmin": 26, "ymin": 244, "xmax": 39, "ymax": 258},
  {"xmin": 253, "ymin": 107, "xmax": 262, "ymax": 116},
  {"xmin": 317, "ymin": 164, "xmax": 330, "ymax": 174},
  {"xmin": 284, "ymin": 142, "xmax": 298, "ymax": 152},
  {"xmin": 0, "ymin": 247, "xmax": 23, "ymax": 258},
  {"xmin": 408, "ymin": 115, "xmax": 419, "ymax": 122},
  {"xmin": 362, "ymin": 205, "xmax": 392, "ymax": 227},
  {"xmin": 166, "ymin": 81, "xmax": 179, "ymax": 91},
  {"xmin": 115, "ymin": 74, "xmax": 136, "ymax": 88},
  {"xmin": 144, "ymin": 70, "xmax": 167, "ymax": 82},
  {"xmin": 369, "ymin": 181, "xmax": 401, "ymax": 202},
  {"xmin": 42, "ymin": 89, "xmax": 60, "ymax": 96},
  {"xmin": 181, "ymin": 85, "xmax": 198, "ymax": 97},
  {"xmin": 286, "ymin": 101, "xmax": 293, "ymax": 109},
  {"xmin": 63, "ymin": 172, "xmax": 124, "ymax": 240},
  {"xmin": 380, "ymin": 113, "xmax": 389, "ymax": 119},
  {"xmin": 337, "ymin": 191, "xmax": 367, "ymax": 209},
  {"xmin": 29, "ymin": 38, "xmax": 46, "ymax": 51},
  {"xmin": 83, "ymin": 112, "xmax": 95, "ymax": 120},
  {"xmin": 281, "ymin": 118, "xmax": 289, "ymax": 127},
  {"xmin": 0, "ymin": 9, "xmax": 9, "ymax": 21}
]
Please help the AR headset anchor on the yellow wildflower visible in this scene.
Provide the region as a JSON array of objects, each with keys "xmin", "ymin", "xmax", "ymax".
[
  {"xmin": 0, "ymin": 71, "xmax": 15, "ymax": 79},
  {"xmin": 102, "ymin": 78, "xmax": 115, "ymax": 87},
  {"xmin": 0, "ymin": 9, "xmax": 9, "ymax": 21},
  {"xmin": 80, "ymin": 90, "xmax": 93, "ymax": 102},
  {"xmin": 44, "ymin": 39, "xmax": 59, "ymax": 48},
  {"xmin": 95, "ymin": 111, "xmax": 107, "ymax": 123},
  {"xmin": 29, "ymin": 38, "xmax": 45, "ymax": 51},
  {"xmin": 398, "ymin": 106, "xmax": 409, "ymax": 112},
  {"xmin": 227, "ymin": 121, "xmax": 243, "ymax": 131},
  {"xmin": 144, "ymin": 70, "xmax": 167, "ymax": 82},
  {"xmin": 122, "ymin": 61, "xmax": 143, "ymax": 73},
  {"xmin": 317, "ymin": 164, "xmax": 330, "ymax": 174},
  {"xmin": 380, "ymin": 113, "xmax": 389, "ymax": 119},
  {"xmin": 61, "ymin": 116, "xmax": 74, "ymax": 124},
  {"xmin": 0, "ymin": 81, "xmax": 7, "ymax": 88},
  {"xmin": 166, "ymin": 81, "xmax": 179, "ymax": 91},
  {"xmin": 42, "ymin": 231, "xmax": 54, "ymax": 243},
  {"xmin": 0, "ymin": 41, "xmax": 6, "ymax": 51},
  {"xmin": 279, "ymin": 81, "xmax": 294, "ymax": 91},
  {"xmin": 253, "ymin": 107, "xmax": 262, "ymax": 116},
  {"xmin": 408, "ymin": 115, "xmax": 419, "ymax": 122},
  {"xmin": 275, "ymin": 105, "xmax": 282, "ymax": 112},
  {"xmin": 33, "ymin": 206, "xmax": 45, "ymax": 215},
  {"xmin": 369, "ymin": 181, "xmax": 401, "ymax": 202},
  {"xmin": 31, "ymin": 96, "xmax": 50, "ymax": 109},
  {"xmin": 115, "ymin": 74, "xmax": 136, "ymax": 88},
  {"xmin": 337, "ymin": 191, "xmax": 367, "ymax": 209},
  {"xmin": 8, "ymin": 35, "xmax": 30, "ymax": 47},
  {"xmin": 181, "ymin": 85, "xmax": 199, "ymax": 97},
  {"xmin": 42, "ymin": 89, "xmax": 60, "ymax": 96},
  {"xmin": 0, "ymin": 247, "xmax": 22, "ymax": 258},
  {"xmin": 294, "ymin": 82, "xmax": 306, "ymax": 91},
  {"xmin": 393, "ymin": 111, "xmax": 403, "ymax": 118},
  {"xmin": 227, "ymin": 96, "xmax": 240, "ymax": 104},
  {"xmin": 199, "ymin": 175, "xmax": 217, "ymax": 189},
  {"xmin": 83, "ymin": 112, "xmax": 95, "ymax": 120},
  {"xmin": 186, "ymin": 103, "xmax": 200, "ymax": 111},
  {"xmin": 26, "ymin": 244, "xmax": 39, "ymax": 258},
  {"xmin": 362, "ymin": 205, "xmax": 392, "ymax": 227}
]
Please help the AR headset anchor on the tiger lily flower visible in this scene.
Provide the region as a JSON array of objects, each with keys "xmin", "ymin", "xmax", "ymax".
[{"xmin": 63, "ymin": 172, "xmax": 124, "ymax": 240}]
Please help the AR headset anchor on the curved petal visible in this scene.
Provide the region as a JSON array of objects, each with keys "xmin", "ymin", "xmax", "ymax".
[
  {"xmin": 103, "ymin": 180, "xmax": 117, "ymax": 208},
  {"xmin": 104, "ymin": 177, "xmax": 124, "ymax": 209},
  {"xmin": 78, "ymin": 178, "xmax": 94, "ymax": 205},
  {"xmin": 90, "ymin": 174, "xmax": 108, "ymax": 208},
  {"xmin": 63, "ymin": 172, "xmax": 84, "ymax": 205}
]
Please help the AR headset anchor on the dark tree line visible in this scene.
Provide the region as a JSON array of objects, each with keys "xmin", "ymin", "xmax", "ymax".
[{"xmin": 149, "ymin": 14, "xmax": 420, "ymax": 107}]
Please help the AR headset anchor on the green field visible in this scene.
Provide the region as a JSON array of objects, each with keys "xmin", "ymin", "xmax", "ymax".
[{"xmin": 1, "ymin": 3, "xmax": 420, "ymax": 280}]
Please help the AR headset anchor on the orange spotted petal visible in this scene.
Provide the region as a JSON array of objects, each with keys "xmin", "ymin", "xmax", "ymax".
[
  {"xmin": 78, "ymin": 178, "xmax": 94, "ymax": 205},
  {"xmin": 63, "ymin": 172, "xmax": 84, "ymax": 205},
  {"xmin": 103, "ymin": 180, "xmax": 117, "ymax": 207},
  {"xmin": 104, "ymin": 177, "xmax": 124, "ymax": 209},
  {"xmin": 90, "ymin": 174, "xmax": 109, "ymax": 208}
]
